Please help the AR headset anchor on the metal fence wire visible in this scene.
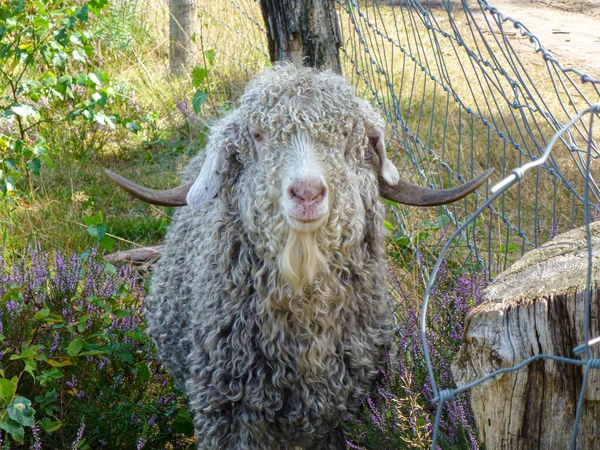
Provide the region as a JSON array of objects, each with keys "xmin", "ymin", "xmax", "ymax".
[{"xmin": 199, "ymin": 0, "xmax": 600, "ymax": 448}]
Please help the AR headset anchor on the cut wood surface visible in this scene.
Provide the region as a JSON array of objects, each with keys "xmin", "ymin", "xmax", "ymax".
[{"xmin": 452, "ymin": 221, "xmax": 600, "ymax": 449}]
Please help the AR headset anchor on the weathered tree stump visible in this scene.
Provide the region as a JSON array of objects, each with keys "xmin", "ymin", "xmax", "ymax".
[{"xmin": 452, "ymin": 222, "xmax": 600, "ymax": 449}]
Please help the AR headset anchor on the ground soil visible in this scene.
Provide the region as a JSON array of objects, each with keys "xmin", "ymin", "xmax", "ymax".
[{"xmin": 474, "ymin": 0, "xmax": 600, "ymax": 79}]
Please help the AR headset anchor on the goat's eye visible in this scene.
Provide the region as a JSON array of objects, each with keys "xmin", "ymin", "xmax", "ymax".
[
  {"xmin": 253, "ymin": 132, "xmax": 263, "ymax": 142},
  {"xmin": 343, "ymin": 130, "xmax": 349, "ymax": 138}
]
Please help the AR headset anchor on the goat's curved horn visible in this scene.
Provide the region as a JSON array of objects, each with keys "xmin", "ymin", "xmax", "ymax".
[
  {"xmin": 107, "ymin": 167, "xmax": 493, "ymax": 208},
  {"xmin": 105, "ymin": 170, "xmax": 192, "ymax": 207},
  {"xmin": 379, "ymin": 168, "xmax": 493, "ymax": 206}
]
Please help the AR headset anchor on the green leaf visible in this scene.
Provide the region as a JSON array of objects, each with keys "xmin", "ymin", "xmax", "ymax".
[
  {"xmin": 40, "ymin": 418, "xmax": 62, "ymax": 433},
  {"xmin": 33, "ymin": 307, "xmax": 50, "ymax": 320},
  {"xmin": 47, "ymin": 358, "xmax": 73, "ymax": 367},
  {"xmin": 192, "ymin": 90, "xmax": 208, "ymax": 114},
  {"xmin": 23, "ymin": 359, "xmax": 37, "ymax": 381},
  {"xmin": 0, "ymin": 378, "xmax": 16, "ymax": 399},
  {"xmin": 7, "ymin": 396, "xmax": 35, "ymax": 427},
  {"xmin": 38, "ymin": 368, "xmax": 63, "ymax": 385},
  {"xmin": 113, "ymin": 309, "xmax": 130, "ymax": 319},
  {"xmin": 191, "ymin": 66, "xmax": 208, "ymax": 87},
  {"xmin": 77, "ymin": 350, "xmax": 105, "ymax": 357},
  {"xmin": 10, "ymin": 349, "xmax": 37, "ymax": 360},
  {"xmin": 116, "ymin": 350, "xmax": 133, "ymax": 364},
  {"xmin": 98, "ymin": 236, "xmax": 115, "ymax": 252},
  {"xmin": 87, "ymin": 223, "xmax": 106, "ymax": 241},
  {"xmin": 43, "ymin": 76, "xmax": 57, "ymax": 87},
  {"xmin": 124, "ymin": 119, "xmax": 139, "ymax": 134},
  {"xmin": 88, "ymin": 72, "xmax": 101, "ymax": 86},
  {"xmin": 92, "ymin": 92, "xmax": 107, "ymax": 108},
  {"xmin": 0, "ymin": 418, "xmax": 24, "ymax": 443},
  {"xmin": 32, "ymin": 17, "xmax": 49, "ymax": 29},
  {"xmin": 136, "ymin": 362, "xmax": 150, "ymax": 383},
  {"xmin": 74, "ymin": 73, "xmax": 87, "ymax": 85},
  {"xmin": 58, "ymin": 74, "xmax": 72, "ymax": 85},
  {"xmin": 51, "ymin": 51, "xmax": 67, "ymax": 70},
  {"xmin": 67, "ymin": 337, "xmax": 83, "ymax": 356},
  {"xmin": 75, "ymin": 5, "xmax": 88, "ymax": 22},
  {"xmin": 70, "ymin": 34, "xmax": 83, "ymax": 47},
  {"xmin": 88, "ymin": 0, "xmax": 108, "ymax": 14},
  {"xmin": 72, "ymin": 49, "xmax": 86, "ymax": 63},
  {"xmin": 171, "ymin": 408, "xmax": 194, "ymax": 437},
  {"xmin": 27, "ymin": 158, "xmax": 41, "ymax": 176},
  {"xmin": 204, "ymin": 49, "xmax": 215, "ymax": 66},
  {"xmin": 11, "ymin": 104, "xmax": 36, "ymax": 117}
]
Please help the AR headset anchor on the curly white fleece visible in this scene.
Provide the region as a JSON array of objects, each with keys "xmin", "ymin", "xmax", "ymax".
[{"xmin": 144, "ymin": 64, "xmax": 395, "ymax": 450}]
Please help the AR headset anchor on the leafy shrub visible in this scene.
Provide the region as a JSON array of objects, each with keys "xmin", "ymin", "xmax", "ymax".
[
  {"xmin": 344, "ymin": 264, "xmax": 487, "ymax": 449},
  {"xmin": 0, "ymin": 244, "xmax": 194, "ymax": 449},
  {"xmin": 0, "ymin": 0, "xmax": 141, "ymax": 199}
]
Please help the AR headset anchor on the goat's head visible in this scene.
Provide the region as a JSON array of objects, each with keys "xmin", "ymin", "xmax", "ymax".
[{"xmin": 107, "ymin": 65, "xmax": 492, "ymax": 291}]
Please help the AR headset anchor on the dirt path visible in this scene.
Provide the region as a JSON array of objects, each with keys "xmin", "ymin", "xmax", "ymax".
[{"xmin": 480, "ymin": 0, "xmax": 600, "ymax": 79}]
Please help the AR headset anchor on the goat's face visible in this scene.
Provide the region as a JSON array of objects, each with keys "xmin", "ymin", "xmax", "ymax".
[
  {"xmin": 234, "ymin": 107, "xmax": 396, "ymax": 291},
  {"xmin": 245, "ymin": 121, "xmax": 378, "ymax": 234},
  {"xmin": 277, "ymin": 130, "xmax": 332, "ymax": 233}
]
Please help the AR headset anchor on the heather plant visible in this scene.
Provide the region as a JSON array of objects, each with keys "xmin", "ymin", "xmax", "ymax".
[
  {"xmin": 0, "ymin": 244, "xmax": 194, "ymax": 448},
  {"xmin": 344, "ymin": 262, "xmax": 487, "ymax": 449}
]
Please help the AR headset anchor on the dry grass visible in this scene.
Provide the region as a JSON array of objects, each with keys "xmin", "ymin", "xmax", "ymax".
[{"xmin": 333, "ymin": 1, "xmax": 600, "ymax": 292}]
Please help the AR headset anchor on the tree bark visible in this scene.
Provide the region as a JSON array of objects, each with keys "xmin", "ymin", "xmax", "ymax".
[
  {"xmin": 170, "ymin": 0, "xmax": 198, "ymax": 75},
  {"xmin": 452, "ymin": 222, "xmax": 600, "ymax": 449},
  {"xmin": 259, "ymin": 0, "xmax": 342, "ymax": 73}
]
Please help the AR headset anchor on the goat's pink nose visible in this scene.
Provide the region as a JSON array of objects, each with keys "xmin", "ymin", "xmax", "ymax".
[{"xmin": 287, "ymin": 179, "xmax": 327, "ymax": 207}]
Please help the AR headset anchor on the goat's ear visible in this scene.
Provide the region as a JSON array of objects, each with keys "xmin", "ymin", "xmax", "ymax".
[
  {"xmin": 367, "ymin": 125, "xmax": 400, "ymax": 185},
  {"xmin": 186, "ymin": 116, "xmax": 240, "ymax": 211},
  {"xmin": 186, "ymin": 147, "xmax": 228, "ymax": 210}
]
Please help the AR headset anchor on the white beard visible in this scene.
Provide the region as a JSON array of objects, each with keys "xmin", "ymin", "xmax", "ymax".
[{"xmin": 278, "ymin": 229, "xmax": 327, "ymax": 293}]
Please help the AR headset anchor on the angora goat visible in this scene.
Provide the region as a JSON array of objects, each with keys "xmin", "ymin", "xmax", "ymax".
[{"xmin": 107, "ymin": 64, "xmax": 491, "ymax": 449}]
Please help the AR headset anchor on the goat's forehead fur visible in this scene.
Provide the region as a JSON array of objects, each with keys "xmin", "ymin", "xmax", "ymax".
[{"xmin": 238, "ymin": 65, "xmax": 384, "ymax": 144}]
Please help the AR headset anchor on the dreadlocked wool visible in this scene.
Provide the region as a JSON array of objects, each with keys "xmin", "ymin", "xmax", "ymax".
[{"xmin": 145, "ymin": 64, "xmax": 395, "ymax": 449}]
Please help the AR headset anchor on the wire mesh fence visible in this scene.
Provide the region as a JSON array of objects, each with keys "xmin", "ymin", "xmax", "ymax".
[{"xmin": 199, "ymin": 0, "xmax": 600, "ymax": 448}]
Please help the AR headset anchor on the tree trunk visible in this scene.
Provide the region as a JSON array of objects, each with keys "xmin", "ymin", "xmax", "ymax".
[
  {"xmin": 452, "ymin": 222, "xmax": 600, "ymax": 449},
  {"xmin": 170, "ymin": 0, "xmax": 198, "ymax": 75},
  {"xmin": 259, "ymin": 0, "xmax": 342, "ymax": 73}
]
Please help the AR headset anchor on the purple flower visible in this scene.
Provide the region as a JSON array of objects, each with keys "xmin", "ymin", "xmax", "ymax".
[
  {"xmin": 31, "ymin": 422, "xmax": 42, "ymax": 450},
  {"xmin": 50, "ymin": 333, "xmax": 60, "ymax": 354},
  {"xmin": 98, "ymin": 356, "xmax": 109, "ymax": 370},
  {"xmin": 66, "ymin": 375, "xmax": 77, "ymax": 389},
  {"xmin": 71, "ymin": 421, "xmax": 85, "ymax": 450},
  {"xmin": 6, "ymin": 300, "xmax": 19, "ymax": 311}
]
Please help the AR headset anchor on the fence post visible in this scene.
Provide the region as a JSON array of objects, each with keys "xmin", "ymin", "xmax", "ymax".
[
  {"xmin": 170, "ymin": 0, "xmax": 198, "ymax": 75},
  {"xmin": 452, "ymin": 222, "xmax": 600, "ymax": 449},
  {"xmin": 259, "ymin": 0, "xmax": 342, "ymax": 73}
]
